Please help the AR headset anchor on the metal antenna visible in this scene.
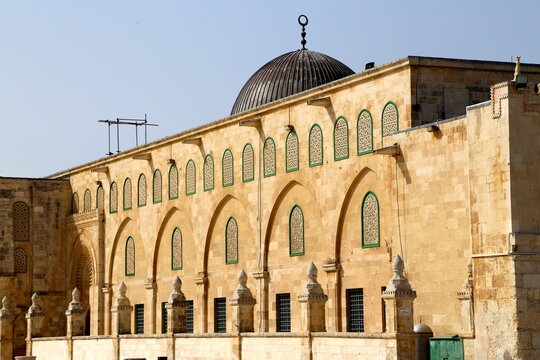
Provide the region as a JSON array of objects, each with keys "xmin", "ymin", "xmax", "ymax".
[
  {"xmin": 98, "ymin": 115, "xmax": 158, "ymax": 155},
  {"xmin": 298, "ymin": 15, "xmax": 308, "ymax": 50}
]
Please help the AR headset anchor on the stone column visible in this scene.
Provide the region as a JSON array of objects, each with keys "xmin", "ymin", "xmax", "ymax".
[
  {"xmin": 102, "ymin": 283, "xmax": 112, "ymax": 335},
  {"xmin": 66, "ymin": 288, "xmax": 86, "ymax": 337},
  {"xmin": 298, "ymin": 262, "xmax": 328, "ymax": 332},
  {"xmin": 230, "ymin": 269, "xmax": 256, "ymax": 333},
  {"xmin": 111, "ymin": 282, "xmax": 133, "ymax": 335},
  {"xmin": 457, "ymin": 259, "xmax": 474, "ymax": 334},
  {"xmin": 322, "ymin": 259, "xmax": 340, "ymax": 332},
  {"xmin": 166, "ymin": 276, "xmax": 188, "ymax": 334},
  {"xmin": 193, "ymin": 272, "xmax": 207, "ymax": 333},
  {"xmin": 0, "ymin": 295, "xmax": 16, "ymax": 360},
  {"xmin": 253, "ymin": 270, "xmax": 269, "ymax": 332},
  {"xmin": 145, "ymin": 278, "xmax": 157, "ymax": 334}
]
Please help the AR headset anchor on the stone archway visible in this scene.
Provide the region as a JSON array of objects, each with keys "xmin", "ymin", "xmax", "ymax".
[{"xmin": 70, "ymin": 243, "xmax": 95, "ymax": 335}]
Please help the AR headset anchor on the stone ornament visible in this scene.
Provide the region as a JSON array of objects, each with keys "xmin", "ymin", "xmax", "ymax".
[
  {"xmin": 383, "ymin": 255, "xmax": 416, "ymax": 298},
  {"xmin": 0, "ymin": 295, "xmax": 16, "ymax": 318},
  {"xmin": 230, "ymin": 269, "xmax": 256, "ymax": 305},
  {"xmin": 168, "ymin": 276, "xmax": 186, "ymax": 305},
  {"xmin": 298, "ymin": 262, "xmax": 328, "ymax": 302},
  {"xmin": 27, "ymin": 293, "xmax": 44, "ymax": 317}
]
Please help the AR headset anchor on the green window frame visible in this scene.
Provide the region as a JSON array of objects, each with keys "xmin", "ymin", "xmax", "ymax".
[
  {"xmin": 96, "ymin": 184, "xmax": 105, "ymax": 210},
  {"xmin": 285, "ymin": 131, "xmax": 299, "ymax": 173},
  {"xmin": 381, "ymin": 101, "xmax": 399, "ymax": 145},
  {"xmin": 203, "ymin": 155, "xmax": 214, "ymax": 192},
  {"xmin": 309, "ymin": 124, "xmax": 323, "ymax": 167},
  {"xmin": 225, "ymin": 217, "xmax": 238, "ymax": 264},
  {"xmin": 110, "ymin": 182, "xmax": 118, "ymax": 214},
  {"xmin": 125, "ymin": 236, "xmax": 135, "ymax": 276},
  {"xmin": 361, "ymin": 191, "xmax": 380, "ymax": 248},
  {"xmin": 263, "ymin": 137, "xmax": 276, "ymax": 177},
  {"xmin": 222, "ymin": 149, "xmax": 234, "ymax": 187},
  {"xmin": 185, "ymin": 160, "xmax": 196, "ymax": 196},
  {"xmin": 357, "ymin": 109, "xmax": 374, "ymax": 155},
  {"xmin": 242, "ymin": 143, "xmax": 255, "ymax": 182},
  {"xmin": 168, "ymin": 164, "xmax": 179, "ymax": 200},
  {"xmin": 334, "ymin": 116, "xmax": 349, "ymax": 161},
  {"xmin": 137, "ymin": 174, "xmax": 147, "ymax": 207},
  {"xmin": 72, "ymin": 192, "xmax": 79, "ymax": 214},
  {"xmin": 153, "ymin": 169, "xmax": 162, "ymax": 204},
  {"xmin": 289, "ymin": 205, "xmax": 304, "ymax": 256},
  {"xmin": 123, "ymin": 178, "xmax": 132, "ymax": 210},
  {"xmin": 171, "ymin": 227, "xmax": 183, "ymax": 270},
  {"xmin": 83, "ymin": 189, "xmax": 91, "ymax": 212}
]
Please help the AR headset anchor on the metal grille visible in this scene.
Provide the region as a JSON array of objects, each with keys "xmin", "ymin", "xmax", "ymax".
[
  {"xmin": 84, "ymin": 189, "xmax": 91, "ymax": 212},
  {"xmin": 214, "ymin": 297, "xmax": 226, "ymax": 333},
  {"xmin": 187, "ymin": 300, "xmax": 194, "ymax": 333},
  {"xmin": 135, "ymin": 304, "xmax": 144, "ymax": 334},
  {"xmin": 97, "ymin": 185, "xmax": 105, "ymax": 210},
  {"xmin": 276, "ymin": 293, "xmax": 291, "ymax": 332},
  {"xmin": 161, "ymin": 301, "xmax": 167, "ymax": 334},
  {"xmin": 110, "ymin": 182, "xmax": 118, "ymax": 213},
  {"xmin": 346, "ymin": 288, "xmax": 364, "ymax": 332},
  {"xmin": 12, "ymin": 201, "xmax": 29, "ymax": 242},
  {"xmin": 138, "ymin": 174, "xmax": 147, "ymax": 207},
  {"xmin": 153, "ymin": 170, "xmax": 162, "ymax": 203}
]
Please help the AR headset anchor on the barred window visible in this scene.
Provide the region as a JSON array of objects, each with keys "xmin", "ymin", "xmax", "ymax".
[
  {"xmin": 123, "ymin": 178, "xmax": 132, "ymax": 210},
  {"xmin": 346, "ymin": 288, "xmax": 364, "ymax": 332},
  {"xmin": 110, "ymin": 182, "xmax": 118, "ymax": 213},
  {"xmin": 169, "ymin": 165, "xmax": 179, "ymax": 199},
  {"xmin": 96, "ymin": 185, "xmax": 105, "ymax": 210},
  {"xmin": 125, "ymin": 236, "xmax": 135, "ymax": 276},
  {"xmin": 276, "ymin": 293, "xmax": 291, "ymax": 332},
  {"xmin": 242, "ymin": 143, "xmax": 254, "ymax": 182},
  {"xmin": 186, "ymin": 160, "xmax": 196, "ymax": 196},
  {"xmin": 286, "ymin": 131, "xmax": 299, "ymax": 172},
  {"xmin": 289, "ymin": 205, "xmax": 304, "ymax": 256},
  {"xmin": 334, "ymin": 116, "xmax": 349, "ymax": 161},
  {"xmin": 171, "ymin": 227, "xmax": 183, "ymax": 270},
  {"xmin": 357, "ymin": 110, "xmax": 373, "ymax": 155},
  {"xmin": 263, "ymin": 137, "xmax": 276, "ymax": 177},
  {"xmin": 12, "ymin": 201, "xmax": 29, "ymax": 242},
  {"xmin": 214, "ymin": 297, "xmax": 226, "ymax": 333},
  {"xmin": 204, "ymin": 155, "xmax": 214, "ymax": 191},
  {"xmin": 222, "ymin": 149, "xmax": 234, "ymax": 187},
  {"xmin": 72, "ymin": 193, "xmax": 79, "ymax": 214},
  {"xmin": 161, "ymin": 301, "xmax": 168, "ymax": 334},
  {"xmin": 138, "ymin": 174, "xmax": 147, "ymax": 207},
  {"xmin": 153, "ymin": 169, "xmax": 162, "ymax": 203},
  {"xmin": 362, "ymin": 192, "xmax": 380, "ymax": 248},
  {"xmin": 135, "ymin": 304, "xmax": 144, "ymax": 334},
  {"xmin": 309, "ymin": 124, "xmax": 323, "ymax": 167},
  {"xmin": 382, "ymin": 102, "xmax": 399, "ymax": 137},
  {"xmin": 14, "ymin": 247, "xmax": 27, "ymax": 273},
  {"xmin": 226, "ymin": 217, "xmax": 238, "ymax": 264}
]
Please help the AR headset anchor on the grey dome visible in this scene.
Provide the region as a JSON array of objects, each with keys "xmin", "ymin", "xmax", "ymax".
[{"xmin": 231, "ymin": 49, "xmax": 355, "ymax": 115}]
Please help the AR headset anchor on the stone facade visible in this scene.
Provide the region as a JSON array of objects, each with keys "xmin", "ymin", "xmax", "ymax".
[{"xmin": 1, "ymin": 56, "xmax": 540, "ymax": 359}]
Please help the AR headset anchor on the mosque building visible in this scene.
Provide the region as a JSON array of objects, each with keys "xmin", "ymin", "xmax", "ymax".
[{"xmin": 2, "ymin": 15, "xmax": 540, "ymax": 360}]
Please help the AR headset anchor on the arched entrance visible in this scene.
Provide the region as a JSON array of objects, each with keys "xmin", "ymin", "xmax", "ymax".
[{"xmin": 70, "ymin": 242, "xmax": 95, "ymax": 335}]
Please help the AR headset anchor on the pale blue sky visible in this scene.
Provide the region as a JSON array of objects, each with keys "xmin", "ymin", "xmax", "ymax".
[{"xmin": 2, "ymin": 1, "xmax": 539, "ymax": 177}]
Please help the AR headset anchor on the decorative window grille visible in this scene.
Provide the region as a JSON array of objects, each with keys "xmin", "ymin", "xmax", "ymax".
[
  {"xmin": 161, "ymin": 301, "xmax": 168, "ymax": 334},
  {"xmin": 83, "ymin": 189, "xmax": 91, "ymax": 212},
  {"xmin": 289, "ymin": 205, "xmax": 304, "ymax": 256},
  {"xmin": 138, "ymin": 174, "xmax": 147, "ymax": 207},
  {"xmin": 72, "ymin": 193, "xmax": 79, "ymax": 214},
  {"xmin": 153, "ymin": 169, "xmax": 162, "ymax": 203},
  {"xmin": 309, "ymin": 124, "xmax": 323, "ymax": 167},
  {"xmin": 362, "ymin": 192, "xmax": 380, "ymax": 248},
  {"xmin": 334, "ymin": 116, "xmax": 349, "ymax": 161},
  {"xmin": 14, "ymin": 247, "xmax": 27, "ymax": 273},
  {"xmin": 276, "ymin": 293, "xmax": 291, "ymax": 332},
  {"xmin": 226, "ymin": 217, "xmax": 238, "ymax": 264},
  {"xmin": 242, "ymin": 144, "xmax": 254, "ymax": 182},
  {"xmin": 12, "ymin": 202, "xmax": 29, "ymax": 242},
  {"xmin": 125, "ymin": 236, "xmax": 135, "ymax": 276},
  {"xmin": 357, "ymin": 110, "xmax": 373, "ymax": 155},
  {"xmin": 110, "ymin": 182, "xmax": 118, "ymax": 213},
  {"xmin": 96, "ymin": 185, "xmax": 105, "ymax": 210},
  {"xmin": 382, "ymin": 102, "xmax": 399, "ymax": 137},
  {"xmin": 186, "ymin": 300, "xmax": 194, "ymax": 333},
  {"xmin": 346, "ymin": 288, "xmax": 364, "ymax": 332},
  {"xmin": 185, "ymin": 160, "xmax": 196, "ymax": 196},
  {"xmin": 135, "ymin": 304, "xmax": 144, "ymax": 334},
  {"xmin": 204, "ymin": 155, "xmax": 214, "ymax": 191},
  {"xmin": 169, "ymin": 165, "xmax": 179, "ymax": 200},
  {"xmin": 263, "ymin": 137, "xmax": 276, "ymax": 177},
  {"xmin": 286, "ymin": 131, "xmax": 299, "ymax": 172},
  {"xmin": 214, "ymin": 297, "xmax": 226, "ymax": 333},
  {"xmin": 222, "ymin": 149, "xmax": 234, "ymax": 187},
  {"xmin": 123, "ymin": 178, "xmax": 132, "ymax": 210},
  {"xmin": 171, "ymin": 227, "xmax": 183, "ymax": 270}
]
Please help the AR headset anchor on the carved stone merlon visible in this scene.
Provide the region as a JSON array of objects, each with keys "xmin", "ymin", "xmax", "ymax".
[
  {"xmin": 382, "ymin": 255, "xmax": 416, "ymax": 334},
  {"xmin": 66, "ymin": 288, "xmax": 85, "ymax": 337},
  {"xmin": 166, "ymin": 277, "xmax": 188, "ymax": 334},
  {"xmin": 298, "ymin": 262, "xmax": 328, "ymax": 332},
  {"xmin": 230, "ymin": 269, "xmax": 256, "ymax": 333},
  {"xmin": 26, "ymin": 293, "xmax": 45, "ymax": 338},
  {"xmin": 457, "ymin": 259, "xmax": 474, "ymax": 334},
  {"xmin": 0, "ymin": 296, "xmax": 16, "ymax": 360},
  {"xmin": 111, "ymin": 282, "xmax": 133, "ymax": 335}
]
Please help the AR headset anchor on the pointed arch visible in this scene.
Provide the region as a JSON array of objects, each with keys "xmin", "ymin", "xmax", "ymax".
[
  {"xmin": 96, "ymin": 185, "xmax": 105, "ymax": 210},
  {"xmin": 309, "ymin": 124, "xmax": 323, "ymax": 167},
  {"xmin": 110, "ymin": 182, "xmax": 118, "ymax": 213},
  {"xmin": 242, "ymin": 143, "xmax": 255, "ymax": 182},
  {"xmin": 185, "ymin": 160, "xmax": 196, "ymax": 195},
  {"xmin": 202, "ymin": 194, "xmax": 236, "ymax": 273},
  {"xmin": 84, "ymin": 189, "xmax": 92, "ymax": 212},
  {"xmin": 334, "ymin": 116, "xmax": 349, "ymax": 161},
  {"xmin": 222, "ymin": 149, "xmax": 234, "ymax": 187},
  {"xmin": 168, "ymin": 164, "xmax": 179, "ymax": 200},
  {"xmin": 263, "ymin": 137, "xmax": 276, "ymax": 177},
  {"xmin": 357, "ymin": 109, "xmax": 373, "ymax": 155},
  {"xmin": 153, "ymin": 169, "xmax": 162, "ymax": 204},
  {"xmin": 137, "ymin": 174, "xmax": 147, "ymax": 207},
  {"xmin": 204, "ymin": 155, "xmax": 214, "ymax": 191},
  {"xmin": 286, "ymin": 131, "xmax": 299, "ymax": 172},
  {"xmin": 123, "ymin": 178, "xmax": 132, "ymax": 210},
  {"xmin": 107, "ymin": 217, "xmax": 133, "ymax": 283}
]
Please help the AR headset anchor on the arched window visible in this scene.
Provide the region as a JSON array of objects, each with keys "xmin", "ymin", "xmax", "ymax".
[
  {"xmin": 204, "ymin": 155, "xmax": 214, "ymax": 191},
  {"xmin": 84, "ymin": 189, "xmax": 91, "ymax": 212},
  {"xmin": 125, "ymin": 237, "xmax": 135, "ymax": 276},
  {"xmin": 334, "ymin": 116, "xmax": 349, "ymax": 161},
  {"xmin": 72, "ymin": 193, "xmax": 79, "ymax": 214},
  {"xmin": 171, "ymin": 227, "xmax": 183, "ymax": 270},
  {"xmin": 12, "ymin": 201, "xmax": 29, "ymax": 242},
  {"xmin": 242, "ymin": 143, "xmax": 255, "ymax": 182},
  {"xmin": 110, "ymin": 182, "xmax": 118, "ymax": 213},
  {"xmin": 123, "ymin": 178, "xmax": 132, "ymax": 210},
  {"xmin": 361, "ymin": 191, "xmax": 380, "ymax": 248},
  {"xmin": 309, "ymin": 124, "xmax": 323, "ymax": 167},
  {"xmin": 153, "ymin": 169, "xmax": 162, "ymax": 204},
  {"xmin": 185, "ymin": 160, "xmax": 196, "ymax": 195},
  {"xmin": 96, "ymin": 185, "xmax": 105, "ymax": 210},
  {"xmin": 137, "ymin": 174, "xmax": 147, "ymax": 207},
  {"xmin": 222, "ymin": 149, "xmax": 234, "ymax": 187},
  {"xmin": 226, "ymin": 217, "xmax": 238, "ymax": 264},
  {"xmin": 168, "ymin": 165, "xmax": 179, "ymax": 200},
  {"xmin": 382, "ymin": 101, "xmax": 399, "ymax": 138},
  {"xmin": 289, "ymin": 205, "xmax": 304, "ymax": 256},
  {"xmin": 357, "ymin": 109, "xmax": 373, "ymax": 155},
  {"xmin": 286, "ymin": 131, "xmax": 299, "ymax": 172},
  {"xmin": 14, "ymin": 247, "xmax": 27, "ymax": 273},
  {"xmin": 263, "ymin": 137, "xmax": 276, "ymax": 177}
]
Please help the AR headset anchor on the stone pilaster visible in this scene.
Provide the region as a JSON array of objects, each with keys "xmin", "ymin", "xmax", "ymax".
[
  {"xmin": 322, "ymin": 259, "xmax": 340, "ymax": 332},
  {"xmin": 26, "ymin": 293, "xmax": 45, "ymax": 339},
  {"xmin": 230, "ymin": 269, "xmax": 256, "ymax": 333},
  {"xmin": 166, "ymin": 276, "xmax": 188, "ymax": 334},
  {"xmin": 253, "ymin": 270, "xmax": 269, "ymax": 332},
  {"xmin": 298, "ymin": 262, "xmax": 328, "ymax": 332},
  {"xmin": 145, "ymin": 278, "xmax": 157, "ymax": 334},
  {"xmin": 457, "ymin": 259, "xmax": 474, "ymax": 334},
  {"xmin": 102, "ymin": 283, "xmax": 112, "ymax": 335},
  {"xmin": 194, "ymin": 272, "xmax": 207, "ymax": 334},
  {"xmin": 0, "ymin": 295, "xmax": 16, "ymax": 360},
  {"xmin": 66, "ymin": 288, "xmax": 86, "ymax": 337},
  {"xmin": 111, "ymin": 282, "xmax": 133, "ymax": 335}
]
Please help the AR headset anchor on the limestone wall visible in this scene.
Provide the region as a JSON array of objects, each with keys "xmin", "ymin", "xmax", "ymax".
[{"xmin": 72, "ymin": 337, "xmax": 115, "ymax": 360}]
